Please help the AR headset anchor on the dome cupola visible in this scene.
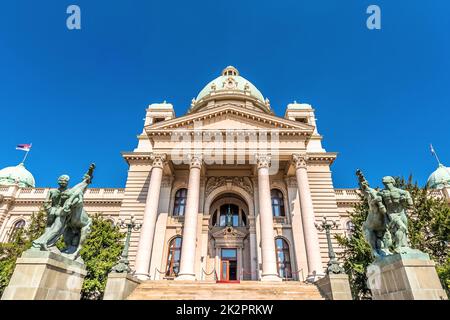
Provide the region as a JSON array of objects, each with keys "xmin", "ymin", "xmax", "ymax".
[
  {"xmin": 189, "ymin": 66, "xmax": 271, "ymax": 114},
  {"xmin": 427, "ymin": 164, "xmax": 450, "ymax": 190},
  {"xmin": 0, "ymin": 163, "xmax": 35, "ymax": 188}
]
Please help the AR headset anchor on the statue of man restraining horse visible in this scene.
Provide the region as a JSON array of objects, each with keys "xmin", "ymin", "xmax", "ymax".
[
  {"xmin": 356, "ymin": 169, "xmax": 414, "ymax": 259},
  {"xmin": 29, "ymin": 164, "xmax": 95, "ymax": 262}
]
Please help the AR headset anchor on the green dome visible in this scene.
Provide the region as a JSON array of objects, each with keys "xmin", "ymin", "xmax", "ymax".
[
  {"xmin": 427, "ymin": 164, "xmax": 450, "ymax": 189},
  {"xmin": 0, "ymin": 163, "xmax": 35, "ymax": 188},
  {"xmin": 195, "ymin": 66, "xmax": 265, "ymax": 103}
]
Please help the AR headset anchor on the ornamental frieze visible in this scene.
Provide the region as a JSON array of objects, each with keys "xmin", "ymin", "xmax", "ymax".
[{"xmin": 205, "ymin": 176, "xmax": 253, "ymax": 197}]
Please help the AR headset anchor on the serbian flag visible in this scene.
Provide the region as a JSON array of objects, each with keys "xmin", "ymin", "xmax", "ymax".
[{"xmin": 16, "ymin": 143, "xmax": 32, "ymax": 152}]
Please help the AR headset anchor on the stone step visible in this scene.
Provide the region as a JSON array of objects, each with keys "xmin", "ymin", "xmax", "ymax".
[{"xmin": 128, "ymin": 281, "xmax": 325, "ymax": 300}]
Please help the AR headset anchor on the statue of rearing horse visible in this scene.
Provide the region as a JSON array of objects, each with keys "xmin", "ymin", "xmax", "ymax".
[
  {"xmin": 356, "ymin": 169, "xmax": 392, "ymax": 259},
  {"xmin": 30, "ymin": 164, "xmax": 94, "ymax": 262}
]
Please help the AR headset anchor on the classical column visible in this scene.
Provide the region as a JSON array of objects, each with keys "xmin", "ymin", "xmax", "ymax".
[
  {"xmin": 292, "ymin": 153, "xmax": 324, "ymax": 281},
  {"xmin": 134, "ymin": 153, "xmax": 166, "ymax": 280},
  {"xmin": 176, "ymin": 154, "xmax": 203, "ymax": 281},
  {"xmin": 256, "ymin": 154, "xmax": 281, "ymax": 282}
]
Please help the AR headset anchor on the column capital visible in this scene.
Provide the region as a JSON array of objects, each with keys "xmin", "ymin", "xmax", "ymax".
[
  {"xmin": 255, "ymin": 154, "xmax": 271, "ymax": 169},
  {"xmin": 292, "ymin": 153, "xmax": 309, "ymax": 169},
  {"xmin": 188, "ymin": 154, "xmax": 203, "ymax": 169},
  {"xmin": 150, "ymin": 153, "xmax": 167, "ymax": 169}
]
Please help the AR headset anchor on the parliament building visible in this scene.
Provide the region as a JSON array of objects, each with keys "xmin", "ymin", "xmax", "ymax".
[{"xmin": 1, "ymin": 66, "xmax": 449, "ymax": 286}]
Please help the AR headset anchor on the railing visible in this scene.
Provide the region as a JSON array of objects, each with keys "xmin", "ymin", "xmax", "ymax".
[
  {"xmin": 154, "ymin": 268, "xmax": 172, "ymax": 280},
  {"xmin": 291, "ymin": 268, "xmax": 305, "ymax": 282},
  {"xmin": 240, "ymin": 269, "xmax": 305, "ymax": 282},
  {"xmin": 336, "ymin": 188, "xmax": 446, "ymax": 200},
  {"xmin": 3, "ymin": 187, "xmax": 126, "ymax": 199},
  {"xmin": 201, "ymin": 267, "xmax": 218, "ymax": 281},
  {"xmin": 334, "ymin": 189, "xmax": 360, "ymax": 201}
]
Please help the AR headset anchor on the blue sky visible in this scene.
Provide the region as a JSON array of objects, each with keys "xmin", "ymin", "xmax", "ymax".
[{"xmin": 0, "ymin": 0, "xmax": 448, "ymax": 189}]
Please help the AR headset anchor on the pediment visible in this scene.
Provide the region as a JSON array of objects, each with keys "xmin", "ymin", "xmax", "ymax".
[
  {"xmin": 211, "ymin": 226, "xmax": 248, "ymax": 239},
  {"xmin": 145, "ymin": 104, "xmax": 314, "ymax": 135}
]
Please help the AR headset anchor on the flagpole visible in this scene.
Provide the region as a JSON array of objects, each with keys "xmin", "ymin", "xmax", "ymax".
[
  {"xmin": 431, "ymin": 144, "xmax": 442, "ymax": 166},
  {"xmin": 21, "ymin": 143, "xmax": 32, "ymax": 165}
]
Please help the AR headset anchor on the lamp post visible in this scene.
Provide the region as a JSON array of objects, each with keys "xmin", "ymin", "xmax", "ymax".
[
  {"xmin": 315, "ymin": 216, "xmax": 345, "ymax": 274},
  {"xmin": 112, "ymin": 215, "xmax": 142, "ymax": 273}
]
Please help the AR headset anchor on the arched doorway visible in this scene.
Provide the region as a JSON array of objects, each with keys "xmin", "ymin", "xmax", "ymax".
[{"xmin": 207, "ymin": 193, "xmax": 253, "ymax": 282}]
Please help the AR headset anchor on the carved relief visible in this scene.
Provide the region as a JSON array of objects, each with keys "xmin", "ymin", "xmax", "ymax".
[
  {"xmin": 205, "ymin": 177, "xmax": 226, "ymax": 196},
  {"xmin": 188, "ymin": 154, "xmax": 203, "ymax": 169},
  {"xmin": 205, "ymin": 176, "xmax": 253, "ymax": 197},
  {"xmin": 255, "ymin": 154, "xmax": 271, "ymax": 169},
  {"xmin": 232, "ymin": 177, "xmax": 253, "ymax": 195},
  {"xmin": 223, "ymin": 76, "xmax": 238, "ymax": 90},
  {"xmin": 150, "ymin": 153, "xmax": 167, "ymax": 168},
  {"xmin": 292, "ymin": 153, "xmax": 308, "ymax": 169}
]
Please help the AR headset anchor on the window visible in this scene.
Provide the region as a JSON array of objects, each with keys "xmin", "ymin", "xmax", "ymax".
[
  {"xmin": 173, "ymin": 188, "xmax": 187, "ymax": 216},
  {"xmin": 241, "ymin": 211, "xmax": 247, "ymax": 226},
  {"xmin": 271, "ymin": 189, "xmax": 285, "ymax": 217},
  {"xmin": 166, "ymin": 237, "xmax": 182, "ymax": 277},
  {"xmin": 294, "ymin": 117, "xmax": 308, "ymax": 124},
  {"xmin": 221, "ymin": 248, "xmax": 237, "ymax": 259},
  {"xmin": 218, "ymin": 204, "xmax": 239, "ymax": 227},
  {"xmin": 153, "ymin": 117, "xmax": 165, "ymax": 124},
  {"xmin": 275, "ymin": 238, "xmax": 292, "ymax": 279},
  {"xmin": 9, "ymin": 219, "xmax": 25, "ymax": 241}
]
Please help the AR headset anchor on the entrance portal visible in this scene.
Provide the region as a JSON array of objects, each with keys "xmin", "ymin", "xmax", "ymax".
[
  {"xmin": 207, "ymin": 192, "xmax": 252, "ymax": 282},
  {"xmin": 219, "ymin": 248, "xmax": 238, "ymax": 282}
]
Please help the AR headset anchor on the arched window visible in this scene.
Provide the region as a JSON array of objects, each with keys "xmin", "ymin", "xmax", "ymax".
[
  {"xmin": 173, "ymin": 188, "xmax": 187, "ymax": 216},
  {"xmin": 271, "ymin": 189, "xmax": 285, "ymax": 217},
  {"xmin": 275, "ymin": 238, "xmax": 292, "ymax": 279},
  {"xmin": 218, "ymin": 204, "xmax": 239, "ymax": 227},
  {"xmin": 166, "ymin": 237, "xmax": 182, "ymax": 277},
  {"xmin": 9, "ymin": 219, "xmax": 25, "ymax": 242}
]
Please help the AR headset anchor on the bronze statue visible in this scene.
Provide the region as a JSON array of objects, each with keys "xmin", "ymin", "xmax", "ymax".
[
  {"xmin": 30, "ymin": 164, "xmax": 95, "ymax": 262},
  {"xmin": 357, "ymin": 169, "xmax": 414, "ymax": 259}
]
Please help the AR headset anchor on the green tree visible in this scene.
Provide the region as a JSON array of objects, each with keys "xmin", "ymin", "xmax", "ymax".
[
  {"xmin": 0, "ymin": 209, "xmax": 47, "ymax": 296},
  {"xmin": 336, "ymin": 176, "xmax": 450, "ymax": 299},
  {"xmin": 335, "ymin": 194, "xmax": 373, "ymax": 300},
  {"xmin": 79, "ymin": 214, "xmax": 124, "ymax": 300}
]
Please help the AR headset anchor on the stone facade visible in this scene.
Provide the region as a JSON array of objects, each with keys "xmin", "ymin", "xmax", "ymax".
[{"xmin": 1, "ymin": 66, "xmax": 449, "ymax": 285}]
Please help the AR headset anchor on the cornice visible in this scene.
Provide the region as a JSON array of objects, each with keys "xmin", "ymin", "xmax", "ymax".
[{"xmin": 145, "ymin": 104, "xmax": 315, "ymax": 133}]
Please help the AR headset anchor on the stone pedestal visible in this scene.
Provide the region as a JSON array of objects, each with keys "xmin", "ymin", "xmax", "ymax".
[
  {"xmin": 315, "ymin": 274, "xmax": 353, "ymax": 300},
  {"xmin": 103, "ymin": 272, "xmax": 141, "ymax": 300},
  {"xmin": 1, "ymin": 251, "xmax": 87, "ymax": 300},
  {"xmin": 367, "ymin": 252, "xmax": 448, "ymax": 300}
]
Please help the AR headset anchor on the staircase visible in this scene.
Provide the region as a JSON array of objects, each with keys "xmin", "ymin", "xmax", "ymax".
[{"xmin": 127, "ymin": 280, "xmax": 325, "ymax": 300}]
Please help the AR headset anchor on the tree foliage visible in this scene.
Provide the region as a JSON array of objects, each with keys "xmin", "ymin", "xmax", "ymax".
[
  {"xmin": 336, "ymin": 176, "xmax": 450, "ymax": 299},
  {"xmin": 79, "ymin": 214, "xmax": 124, "ymax": 300},
  {"xmin": 0, "ymin": 211, "xmax": 124, "ymax": 300},
  {"xmin": 335, "ymin": 194, "xmax": 373, "ymax": 299},
  {"xmin": 0, "ymin": 209, "xmax": 47, "ymax": 296}
]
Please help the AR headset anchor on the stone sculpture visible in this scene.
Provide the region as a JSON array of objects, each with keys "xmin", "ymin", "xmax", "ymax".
[{"xmin": 30, "ymin": 164, "xmax": 95, "ymax": 262}]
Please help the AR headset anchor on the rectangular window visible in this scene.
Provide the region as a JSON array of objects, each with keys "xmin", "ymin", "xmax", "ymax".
[
  {"xmin": 153, "ymin": 117, "xmax": 165, "ymax": 123},
  {"xmin": 295, "ymin": 117, "xmax": 307, "ymax": 124},
  {"xmin": 221, "ymin": 248, "xmax": 237, "ymax": 259}
]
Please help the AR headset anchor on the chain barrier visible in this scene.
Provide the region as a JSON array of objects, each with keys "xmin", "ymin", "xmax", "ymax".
[{"xmin": 201, "ymin": 268, "xmax": 218, "ymax": 281}]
